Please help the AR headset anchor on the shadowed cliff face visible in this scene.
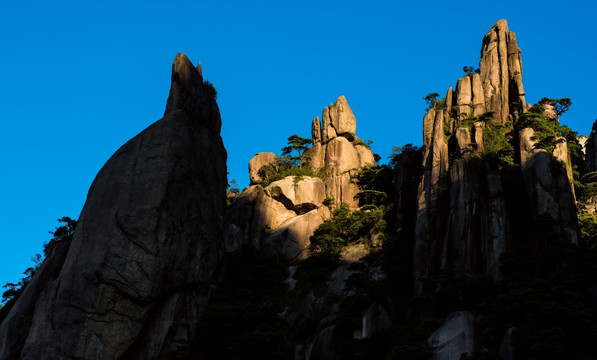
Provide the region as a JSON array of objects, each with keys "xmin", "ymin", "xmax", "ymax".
[{"xmin": 0, "ymin": 53, "xmax": 227, "ymax": 359}]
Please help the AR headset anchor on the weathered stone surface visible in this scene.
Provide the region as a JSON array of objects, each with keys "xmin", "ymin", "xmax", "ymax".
[
  {"xmin": 445, "ymin": 87, "xmax": 453, "ymax": 115},
  {"xmin": 479, "ymin": 19, "xmax": 526, "ymax": 124},
  {"xmin": 414, "ymin": 107, "xmax": 449, "ymax": 292},
  {"xmin": 223, "ymin": 185, "xmax": 262, "ymax": 252},
  {"xmin": 340, "ymin": 243, "xmax": 369, "ymax": 263},
  {"xmin": 262, "ymin": 206, "xmax": 331, "ymax": 261},
  {"xmin": 522, "ymin": 145, "xmax": 578, "ymax": 244},
  {"xmin": 354, "ymin": 144, "xmax": 376, "ymax": 168},
  {"xmin": 473, "ymin": 121, "xmax": 484, "ymax": 153},
  {"xmin": 264, "ymin": 176, "xmax": 326, "ymax": 213},
  {"xmin": 428, "ymin": 311, "xmax": 476, "ymax": 360},
  {"xmin": 0, "ymin": 53, "xmax": 227, "ymax": 359},
  {"xmin": 250, "ymin": 190, "xmax": 297, "ymax": 245},
  {"xmin": 302, "ymin": 142, "xmax": 325, "ymax": 169},
  {"xmin": 312, "ymin": 117, "xmax": 322, "ymax": 144},
  {"xmin": 325, "ymin": 136, "xmax": 362, "ymax": 208},
  {"xmin": 519, "ymin": 127, "xmax": 540, "ymax": 165},
  {"xmin": 423, "ymin": 109, "xmax": 436, "ymax": 147},
  {"xmin": 448, "ymin": 160, "xmax": 507, "ymax": 279},
  {"xmin": 249, "ymin": 152, "xmax": 277, "ymax": 184},
  {"xmin": 322, "ymin": 107, "xmax": 336, "ymax": 142},
  {"xmin": 327, "ymin": 95, "xmax": 357, "ymax": 137},
  {"xmin": 471, "ymin": 73, "xmax": 486, "ymax": 116},
  {"xmin": 455, "ymin": 127, "xmax": 472, "ymax": 158},
  {"xmin": 456, "ymin": 76, "xmax": 472, "ymax": 121}
]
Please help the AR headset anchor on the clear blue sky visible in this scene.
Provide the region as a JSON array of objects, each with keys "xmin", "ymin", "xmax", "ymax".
[{"xmin": 1, "ymin": 0, "xmax": 596, "ymax": 299}]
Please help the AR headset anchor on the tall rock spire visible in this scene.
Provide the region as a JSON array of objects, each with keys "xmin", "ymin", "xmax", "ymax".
[
  {"xmin": 479, "ymin": 19, "xmax": 526, "ymax": 124},
  {"xmin": 0, "ymin": 54, "xmax": 228, "ymax": 359}
]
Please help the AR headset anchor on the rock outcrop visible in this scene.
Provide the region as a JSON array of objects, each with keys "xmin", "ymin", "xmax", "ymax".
[
  {"xmin": 249, "ymin": 152, "xmax": 277, "ymax": 184},
  {"xmin": 519, "ymin": 129, "xmax": 577, "ymax": 243},
  {"xmin": 303, "ymin": 95, "xmax": 375, "ymax": 208},
  {"xmin": 226, "ymin": 95, "xmax": 374, "ymax": 262},
  {"xmin": 0, "ymin": 54, "xmax": 227, "ymax": 359},
  {"xmin": 479, "ymin": 19, "xmax": 526, "ymax": 124},
  {"xmin": 407, "ymin": 19, "xmax": 578, "ymax": 293},
  {"xmin": 224, "ymin": 176, "xmax": 331, "ymax": 261}
]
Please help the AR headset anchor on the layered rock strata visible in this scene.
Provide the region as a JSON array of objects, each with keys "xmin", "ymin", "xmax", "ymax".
[{"xmin": 0, "ymin": 54, "xmax": 227, "ymax": 359}]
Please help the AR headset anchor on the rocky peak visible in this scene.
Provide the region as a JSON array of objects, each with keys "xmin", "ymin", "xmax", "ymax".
[
  {"xmin": 479, "ymin": 19, "xmax": 526, "ymax": 124},
  {"xmin": 0, "ymin": 54, "xmax": 227, "ymax": 359},
  {"xmin": 321, "ymin": 95, "xmax": 357, "ymax": 142},
  {"xmin": 411, "ymin": 20, "xmax": 578, "ymax": 293},
  {"xmin": 165, "ymin": 53, "xmax": 221, "ymax": 132}
]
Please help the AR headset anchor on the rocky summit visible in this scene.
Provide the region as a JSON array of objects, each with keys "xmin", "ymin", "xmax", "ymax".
[{"xmin": 2, "ymin": 20, "xmax": 597, "ymax": 360}]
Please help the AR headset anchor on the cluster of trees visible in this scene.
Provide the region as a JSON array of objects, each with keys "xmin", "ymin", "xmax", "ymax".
[
  {"xmin": 256, "ymin": 134, "xmax": 323, "ymax": 187},
  {"xmin": 1, "ymin": 217, "xmax": 76, "ymax": 306}
]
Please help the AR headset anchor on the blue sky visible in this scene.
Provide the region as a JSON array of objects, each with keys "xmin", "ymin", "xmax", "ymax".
[{"xmin": 1, "ymin": 0, "xmax": 596, "ymax": 298}]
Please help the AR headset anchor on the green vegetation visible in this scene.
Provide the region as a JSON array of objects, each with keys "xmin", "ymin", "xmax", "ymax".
[
  {"xmin": 281, "ymin": 134, "xmax": 312, "ymax": 167},
  {"xmin": 540, "ymin": 97, "xmax": 572, "ymax": 124},
  {"xmin": 322, "ymin": 195, "xmax": 335, "ymax": 207},
  {"xmin": 482, "ymin": 117, "xmax": 515, "ymax": 168},
  {"xmin": 309, "ymin": 202, "xmax": 385, "ymax": 257},
  {"xmin": 227, "ymin": 178, "xmax": 240, "ymax": 195},
  {"xmin": 423, "ymin": 93, "xmax": 446, "ymax": 111},
  {"xmin": 516, "ymin": 103, "xmax": 566, "ymax": 152},
  {"xmin": 579, "ymin": 214, "xmax": 597, "ymax": 248},
  {"xmin": 203, "ymin": 80, "xmax": 217, "ymax": 101},
  {"xmin": 462, "ymin": 65, "xmax": 480, "ymax": 76},
  {"xmin": 2, "ymin": 217, "xmax": 76, "ymax": 305},
  {"xmin": 258, "ymin": 163, "xmax": 325, "ymax": 187},
  {"xmin": 256, "ymin": 134, "xmax": 321, "ymax": 187},
  {"xmin": 388, "ymin": 144, "xmax": 420, "ymax": 168}
]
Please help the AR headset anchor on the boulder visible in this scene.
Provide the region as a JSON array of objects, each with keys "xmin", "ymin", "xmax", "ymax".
[
  {"xmin": 250, "ymin": 190, "xmax": 297, "ymax": 245},
  {"xmin": 264, "ymin": 176, "xmax": 326, "ymax": 213},
  {"xmin": 249, "ymin": 152, "xmax": 277, "ymax": 184},
  {"xmin": 261, "ymin": 206, "xmax": 331, "ymax": 260}
]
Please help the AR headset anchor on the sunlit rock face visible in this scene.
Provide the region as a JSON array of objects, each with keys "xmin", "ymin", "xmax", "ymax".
[
  {"xmin": 0, "ymin": 53, "xmax": 227, "ymax": 359},
  {"xmin": 226, "ymin": 95, "xmax": 375, "ymax": 262},
  {"xmin": 305, "ymin": 95, "xmax": 376, "ymax": 209},
  {"xmin": 404, "ymin": 19, "xmax": 578, "ymax": 293}
]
